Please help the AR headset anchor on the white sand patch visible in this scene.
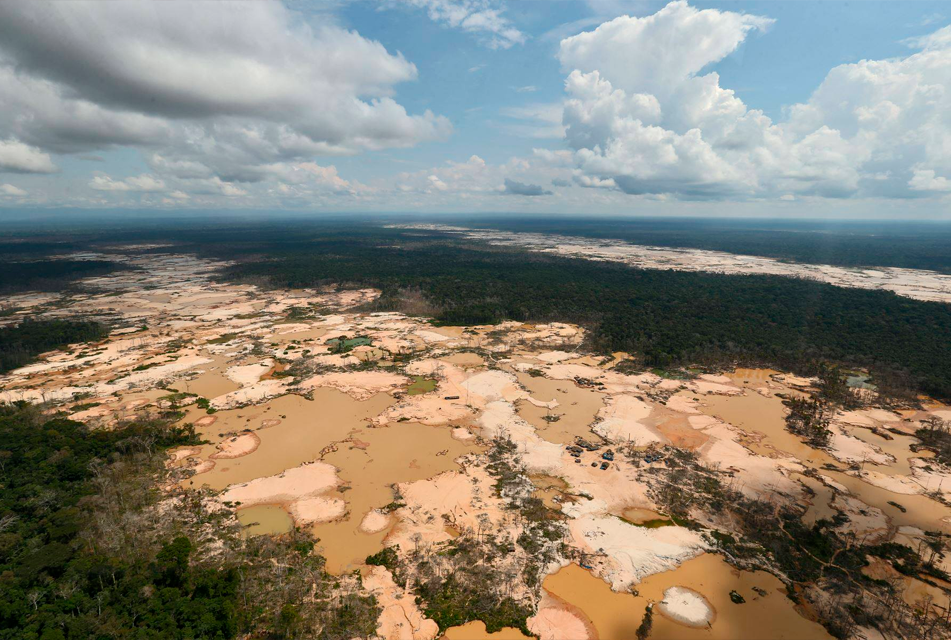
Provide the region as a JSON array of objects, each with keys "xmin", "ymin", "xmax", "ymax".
[
  {"xmin": 461, "ymin": 370, "xmax": 527, "ymax": 403},
  {"xmin": 855, "ymin": 468, "xmax": 924, "ymax": 495},
  {"xmin": 819, "ymin": 475, "xmax": 850, "ymax": 493},
  {"xmin": 300, "ymin": 370, "xmax": 407, "ymax": 400},
  {"xmin": 666, "ymin": 395, "xmax": 701, "ymax": 414},
  {"xmin": 775, "ymin": 374, "xmax": 815, "ymax": 389},
  {"xmin": 390, "ymin": 467, "xmax": 510, "ymax": 552},
  {"xmin": 220, "ymin": 462, "xmax": 339, "ymax": 507},
  {"xmin": 192, "ymin": 460, "xmax": 216, "ymax": 475},
  {"xmin": 569, "ymin": 514, "xmax": 707, "ymax": 590},
  {"xmin": 225, "ymin": 359, "xmax": 274, "ymax": 386},
  {"xmin": 210, "ymin": 432, "xmax": 260, "ymax": 459},
  {"xmin": 910, "ymin": 459, "xmax": 951, "ymax": 501},
  {"xmin": 288, "ymin": 496, "xmax": 346, "ymax": 525},
  {"xmin": 658, "ymin": 586, "xmax": 714, "ymax": 627},
  {"xmin": 451, "ymin": 427, "xmax": 475, "ymax": 441},
  {"xmin": 827, "ymin": 425, "xmax": 894, "ymax": 466},
  {"xmin": 833, "ymin": 495, "xmax": 890, "ymax": 543},
  {"xmin": 528, "ymin": 590, "xmax": 594, "ymax": 640},
  {"xmin": 835, "ymin": 411, "xmax": 879, "ymax": 429},
  {"xmin": 195, "ymin": 415, "xmax": 218, "ymax": 427},
  {"xmin": 363, "ymin": 566, "xmax": 440, "ymax": 640},
  {"xmin": 169, "ymin": 446, "xmax": 202, "ymax": 462},
  {"xmin": 686, "ymin": 376, "xmax": 742, "ymax": 396},
  {"xmin": 477, "ymin": 400, "xmax": 563, "ymax": 474},
  {"xmin": 380, "ymin": 395, "xmax": 473, "ymax": 427},
  {"xmin": 592, "ymin": 395, "xmax": 661, "ymax": 446},
  {"xmin": 359, "ymin": 509, "xmax": 392, "ymax": 534},
  {"xmin": 696, "ymin": 422, "xmax": 803, "ymax": 497},
  {"xmin": 687, "ymin": 415, "xmax": 721, "ymax": 430},
  {"xmin": 415, "ymin": 329, "xmax": 452, "ymax": 343},
  {"xmin": 211, "ymin": 379, "xmax": 289, "ymax": 409}
]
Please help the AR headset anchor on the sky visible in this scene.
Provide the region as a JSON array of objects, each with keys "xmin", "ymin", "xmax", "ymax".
[{"xmin": 0, "ymin": 0, "xmax": 950, "ymax": 218}]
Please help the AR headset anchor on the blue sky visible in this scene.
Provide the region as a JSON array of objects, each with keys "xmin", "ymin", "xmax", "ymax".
[{"xmin": 1, "ymin": 1, "xmax": 950, "ymax": 217}]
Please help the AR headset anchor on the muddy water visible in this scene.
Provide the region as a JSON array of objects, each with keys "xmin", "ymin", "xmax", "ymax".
[
  {"xmin": 700, "ymin": 390, "xmax": 951, "ymax": 533},
  {"xmin": 440, "ymin": 352, "xmax": 485, "ymax": 368},
  {"xmin": 515, "ymin": 372, "xmax": 604, "ymax": 444},
  {"xmin": 621, "ymin": 507, "xmax": 672, "ymax": 527},
  {"xmin": 184, "ymin": 354, "xmax": 241, "ymax": 399},
  {"xmin": 313, "ymin": 422, "xmax": 479, "ymax": 574},
  {"xmin": 443, "ymin": 621, "xmax": 530, "ymax": 639},
  {"xmin": 731, "ymin": 368, "xmax": 782, "ymax": 384},
  {"xmin": 542, "ymin": 555, "xmax": 832, "ymax": 640},
  {"xmin": 530, "ymin": 474, "xmax": 571, "ymax": 510},
  {"xmin": 863, "ymin": 556, "xmax": 951, "ymax": 612},
  {"xmin": 185, "ymin": 389, "xmax": 395, "ymax": 491},
  {"xmin": 843, "ymin": 425, "xmax": 933, "ymax": 476},
  {"xmin": 799, "ymin": 476, "xmax": 838, "ymax": 526},
  {"xmin": 237, "ymin": 504, "xmax": 293, "ymax": 536}
]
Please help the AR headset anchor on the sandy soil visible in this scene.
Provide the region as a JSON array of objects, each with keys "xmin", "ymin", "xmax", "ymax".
[{"xmin": 4, "ymin": 245, "xmax": 950, "ymax": 639}]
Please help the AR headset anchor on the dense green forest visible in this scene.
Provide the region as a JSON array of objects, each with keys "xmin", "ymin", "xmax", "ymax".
[
  {"xmin": 0, "ymin": 404, "xmax": 230, "ymax": 639},
  {"xmin": 0, "ymin": 260, "xmax": 125, "ymax": 295},
  {"xmin": 0, "ymin": 403, "xmax": 379, "ymax": 639},
  {"xmin": 0, "ymin": 320, "xmax": 110, "ymax": 374},
  {"xmin": 209, "ymin": 229, "xmax": 951, "ymax": 400},
  {"xmin": 463, "ymin": 217, "xmax": 951, "ymax": 274}
]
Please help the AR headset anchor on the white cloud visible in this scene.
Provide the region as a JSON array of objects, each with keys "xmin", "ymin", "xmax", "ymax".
[
  {"xmin": 556, "ymin": 1, "xmax": 951, "ymax": 201},
  {"xmin": 0, "ymin": 1, "xmax": 449, "ymax": 184},
  {"xmin": 909, "ymin": 167, "xmax": 951, "ymax": 192},
  {"xmin": 0, "ymin": 139, "xmax": 57, "ymax": 173},
  {"xmin": 559, "ymin": 1, "xmax": 774, "ymax": 98},
  {"xmin": 393, "ymin": 0, "xmax": 525, "ymax": 49},
  {"xmin": 0, "ymin": 183, "xmax": 27, "ymax": 197},
  {"xmin": 89, "ymin": 174, "xmax": 167, "ymax": 192}
]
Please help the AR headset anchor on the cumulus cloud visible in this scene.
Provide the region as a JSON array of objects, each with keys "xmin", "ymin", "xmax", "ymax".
[
  {"xmin": 0, "ymin": 140, "xmax": 57, "ymax": 174},
  {"xmin": 0, "ymin": 184, "xmax": 27, "ymax": 197},
  {"xmin": 557, "ymin": 1, "xmax": 951, "ymax": 201},
  {"xmin": 393, "ymin": 0, "xmax": 525, "ymax": 49},
  {"xmin": 503, "ymin": 178, "xmax": 553, "ymax": 196},
  {"xmin": 0, "ymin": 1, "xmax": 449, "ymax": 197},
  {"xmin": 89, "ymin": 174, "xmax": 167, "ymax": 193}
]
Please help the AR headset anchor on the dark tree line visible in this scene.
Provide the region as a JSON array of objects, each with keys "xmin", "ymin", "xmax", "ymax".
[
  {"xmin": 0, "ymin": 402, "xmax": 381, "ymax": 640},
  {"xmin": 209, "ymin": 229, "xmax": 951, "ymax": 400},
  {"xmin": 0, "ymin": 260, "xmax": 125, "ymax": 295},
  {"xmin": 0, "ymin": 320, "xmax": 110, "ymax": 373}
]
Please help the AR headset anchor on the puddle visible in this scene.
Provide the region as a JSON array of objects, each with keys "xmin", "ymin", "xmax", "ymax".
[
  {"xmin": 530, "ymin": 474, "xmax": 571, "ymax": 511},
  {"xmin": 799, "ymin": 475, "xmax": 838, "ymax": 526},
  {"xmin": 700, "ymin": 389, "xmax": 951, "ymax": 533},
  {"xmin": 183, "ymin": 389, "xmax": 395, "ymax": 491},
  {"xmin": 621, "ymin": 508, "xmax": 673, "ymax": 528},
  {"xmin": 542, "ymin": 554, "xmax": 831, "ymax": 640},
  {"xmin": 237, "ymin": 504, "xmax": 293, "ymax": 536},
  {"xmin": 515, "ymin": 372, "xmax": 605, "ymax": 444},
  {"xmin": 313, "ymin": 421, "xmax": 479, "ymax": 574},
  {"xmin": 181, "ymin": 353, "xmax": 241, "ymax": 399},
  {"xmin": 406, "ymin": 376, "xmax": 437, "ymax": 396},
  {"xmin": 440, "ymin": 352, "xmax": 485, "ymax": 368},
  {"xmin": 443, "ymin": 622, "xmax": 530, "ymax": 639}
]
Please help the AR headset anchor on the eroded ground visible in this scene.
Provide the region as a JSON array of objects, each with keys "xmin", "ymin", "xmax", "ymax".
[{"xmin": 3, "ymin": 247, "xmax": 950, "ymax": 639}]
